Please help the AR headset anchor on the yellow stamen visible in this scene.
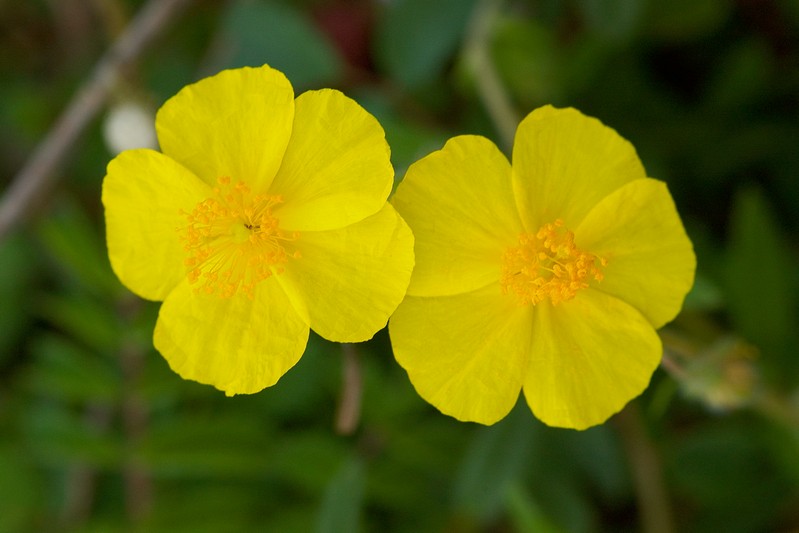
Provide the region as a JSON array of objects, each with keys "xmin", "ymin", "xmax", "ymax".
[
  {"xmin": 500, "ymin": 219, "xmax": 606, "ymax": 306},
  {"xmin": 177, "ymin": 177, "xmax": 299, "ymax": 298}
]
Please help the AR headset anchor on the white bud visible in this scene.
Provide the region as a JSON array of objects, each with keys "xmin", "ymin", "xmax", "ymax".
[{"xmin": 103, "ymin": 101, "xmax": 158, "ymax": 154}]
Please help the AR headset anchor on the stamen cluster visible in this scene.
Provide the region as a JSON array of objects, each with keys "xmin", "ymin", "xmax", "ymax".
[
  {"xmin": 500, "ymin": 219, "xmax": 606, "ymax": 306},
  {"xmin": 178, "ymin": 176, "xmax": 300, "ymax": 298}
]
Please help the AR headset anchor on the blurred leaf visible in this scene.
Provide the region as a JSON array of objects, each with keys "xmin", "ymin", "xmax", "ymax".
[
  {"xmin": 36, "ymin": 199, "xmax": 120, "ymax": 296},
  {"xmin": 644, "ymin": 0, "xmax": 732, "ymax": 42},
  {"xmin": 682, "ymin": 273, "xmax": 724, "ymax": 312},
  {"xmin": 23, "ymin": 402, "xmax": 120, "ymax": 468},
  {"xmin": 143, "ymin": 413, "xmax": 274, "ymax": 478},
  {"xmin": 723, "ymin": 187, "xmax": 796, "ymax": 381},
  {"xmin": 577, "ymin": 0, "xmax": 644, "ymax": 43},
  {"xmin": 562, "ymin": 425, "xmax": 629, "ymax": 501},
  {"xmin": 0, "ymin": 79, "xmax": 55, "ymax": 143},
  {"xmin": 271, "ymin": 432, "xmax": 349, "ymax": 493},
  {"xmin": 353, "ymin": 89, "xmax": 447, "ymax": 184},
  {"xmin": 453, "ymin": 402, "xmax": 536, "ymax": 521},
  {"xmin": 38, "ymin": 292, "xmax": 121, "ymax": 354},
  {"xmin": 0, "ymin": 233, "xmax": 36, "ymax": 364},
  {"xmin": 558, "ymin": 36, "xmax": 615, "ymax": 98},
  {"xmin": 254, "ymin": 333, "xmax": 339, "ymax": 422},
  {"xmin": 505, "ymin": 483, "xmax": 563, "ymax": 533},
  {"xmin": 703, "ymin": 39, "xmax": 774, "ymax": 112},
  {"xmin": 0, "ymin": 445, "xmax": 40, "ymax": 532},
  {"xmin": 668, "ymin": 417, "xmax": 795, "ymax": 532},
  {"xmin": 315, "ymin": 455, "xmax": 365, "ymax": 533},
  {"xmin": 145, "ymin": 482, "xmax": 265, "ymax": 533},
  {"xmin": 26, "ymin": 333, "xmax": 120, "ymax": 403},
  {"xmin": 217, "ymin": 0, "xmax": 343, "ymax": 90},
  {"xmin": 375, "ymin": 0, "xmax": 477, "ymax": 88},
  {"xmin": 491, "ymin": 18, "xmax": 562, "ymax": 107}
]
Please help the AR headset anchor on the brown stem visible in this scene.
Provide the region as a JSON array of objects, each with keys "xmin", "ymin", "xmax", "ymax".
[
  {"xmin": 335, "ymin": 343, "xmax": 363, "ymax": 435},
  {"xmin": 614, "ymin": 403, "xmax": 676, "ymax": 533},
  {"xmin": 0, "ymin": 0, "xmax": 193, "ymax": 241}
]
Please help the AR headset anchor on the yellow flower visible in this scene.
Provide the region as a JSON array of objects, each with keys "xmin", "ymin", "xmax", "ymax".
[
  {"xmin": 389, "ymin": 106, "xmax": 695, "ymax": 429},
  {"xmin": 102, "ymin": 65, "xmax": 414, "ymax": 395}
]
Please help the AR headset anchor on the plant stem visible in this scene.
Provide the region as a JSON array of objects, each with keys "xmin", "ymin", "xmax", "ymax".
[
  {"xmin": 464, "ymin": 0, "xmax": 519, "ymax": 152},
  {"xmin": 615, "ymin": 403, "xmax": 675, "ymax": 533},
  {"xmin": 0, "ymin": 0, "xmax": 193, "ymax": 241},
  {"xmin": 335, "ymin": 343, "xmax": 363, "ymax": 435}
]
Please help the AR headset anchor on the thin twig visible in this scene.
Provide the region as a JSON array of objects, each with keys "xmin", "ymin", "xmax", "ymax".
[
  {"xmin": 335, "ymin": 343, "xmax": 363, "ymax": 435},
  {"xmin": 659, "ymin": 350, "xmax": 688, "ymax": 380},
  {"xmin": 463, "ymin": 0, "xmax": 520, "ymax": 152},
  {"xmin": 0, "ymin": 0, "xmax": 193, "ymax": 241},
  {"xmin": 614, "ymin": 403, "xmax": 676, "ymax": 533}
]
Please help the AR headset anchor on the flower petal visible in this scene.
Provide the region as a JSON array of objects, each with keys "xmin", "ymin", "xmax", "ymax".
[
  {"xmin": 392, "ymin": 135, "xmax": 524, "ymax": 297},
  {"xmin": 102, "ymin": 149, "xmax": 209, "ymax": 301},
  {"xmin": 523, "ymin": 290, "xmax": 661, "ymax": 430},
  {"xmin": 275, "ymin": 204, "xmax": 414, "ymax": 343},
  {"xmin": 270, "ymin": 89, "xmax": 393, "ymax": 232},
  {"xmin": 512, "ymin": 106, "xmax": 647, "ymax": 231},
  {"xmin": 576, "ymin": 179, "xmax": 696, "ymax": 328},
  {"xmin": 389, "ymin": 284, "xmax": 533, "ymax": 425},
  {"xmin": 155, "ymin": 65, "xmax": 295, "ymax": 192},
  {"xmin": 153, "ymin": 279, "xmax": 309, "ymax": 395}
]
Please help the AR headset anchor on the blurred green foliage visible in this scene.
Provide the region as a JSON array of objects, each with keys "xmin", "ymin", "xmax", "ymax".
[{"xmin": 1, "ymin": 0, "xmax": 798, "ymax": 531}]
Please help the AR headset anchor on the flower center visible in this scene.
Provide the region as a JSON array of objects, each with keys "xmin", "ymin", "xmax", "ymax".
[
  {"xmin": 177, "ymin": 176, "xmax": 300, "ymax": 299},
  {"xmin": 500, "ymin": 219, "xmax": 606, "ymax": 306}
]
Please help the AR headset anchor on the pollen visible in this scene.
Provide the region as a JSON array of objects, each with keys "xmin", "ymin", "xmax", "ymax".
[
  {"xmin": 177, "ymin": 176, "xmax": 300, "ymax": 299},
  {"xmin": 500, "ymin": 219, "xmax": 607, "ymax": 306}
]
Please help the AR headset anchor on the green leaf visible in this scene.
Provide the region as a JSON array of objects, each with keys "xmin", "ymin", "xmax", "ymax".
[
  {"xmin": 452, "ymin": 402, "xmax": 536, "ymax": 521},
  {"xmin": 315, "ymin": 455, "xmax": 365, "ymax": 533},
  {"xmin": 353, "ymin": 89, "xmax": 447, "ymax": 186},
  {"xmin": 0, "ymin": 233, "xmax": 37, "ymax": 364},
  {"xmin": 644, "ymin": 0, "xmax": 732, "ymax": 42},
  {"xmin": 375, "ymin": 0, "xmax": 477, "ymax": 88},
  {"xmin": 38, "ymin": 292, "xmax": 121, "ymax": 354},
  {"xmin": 26, "ymin": 334, "xmax": 120, "ymax": 403},
  {"xmin": 491, "ymin": 18, "xmax": 562, "ymax": 108},
  {"xmin": 0, "ymin": 445, "xmax": 41, "ymax": 532},
  {"xmin": 23, "ymin": 401, "xmax": 121, "ymax": 468},
  {"xmin": 142, "ymin": 413, "xmax": 274, "ymax": 478},
  {"xmin": 668, "ymin": 417, "xmax": 794, "ymax": 532},
  {"xmin": 577, "ymin": 0, "xmax": 644, "ymax": 43},
  {"xmin": 218, "ymin": 0, "xmax": 343, "ymax": 90},
  {"xmin": 271, "ymin": 432, "xmax": 348, "ymax": 493},
  {"xmin": 723, "ymin": 186, "xmax": 796, "ymax": 382},
  {"xmin": 703, "ymin": 39, "xmax": 774, "ymax": 112},
  {"xmin": 36, "ymin": 199, "xmax": 120, "ymax": 296},
  {"xmin": 145, "ymin": 483, "xmax": 266, "ymax": 533},
  {"xmin": 505, "ymin": 483, "xmax": 564, "ymax": 533},
  {"xmin": 682, "ymin": 273, "xmax": 724, "ymax": 312}
]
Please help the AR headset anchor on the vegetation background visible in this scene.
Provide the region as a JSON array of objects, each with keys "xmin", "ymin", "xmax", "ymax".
[{"xmin": 1, "ymin": 0, "xmax": 798, "ymax": 531}]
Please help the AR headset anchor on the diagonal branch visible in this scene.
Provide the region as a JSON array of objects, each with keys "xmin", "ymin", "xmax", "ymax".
[{"xmin": 0, "ymin": 0, "xmax": 194, "ymax": 241}]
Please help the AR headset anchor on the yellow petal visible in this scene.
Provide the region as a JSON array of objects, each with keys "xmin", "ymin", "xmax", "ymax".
[
  {"xmin": 102, "ymin": 149, "xmax": 209, "ymax": 301},
  {"xmin": 153, "ymin": 279, "xmax": 309, "ymax": 395},
  {"xmin": 576, "ymin": 179, "xmax": 696, "ymax": 328},
  {"xmin": 523, "ymin": 290, "xmax": 661, "ymax": 430},
  {"xmin": 392, "ymin": 135, "xmax": 524, "ymax": 297},
  {"xmin": 155, "ymin": 65, "xmax": 295, "ymax": 192},
  {"xmin": 389, "ymin": 284, "xmax": 533, "ymax": 425},
  {"xmin": 270, "ymin": 90, "xmax": 393, "ymax": 232},
  {"xmin": 276, "ymin": 204, "xmax": 414, "ymax": 343},
  {"xmin": 512, "ymin": 106, "xmax": 647, "ymax": 232}
]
